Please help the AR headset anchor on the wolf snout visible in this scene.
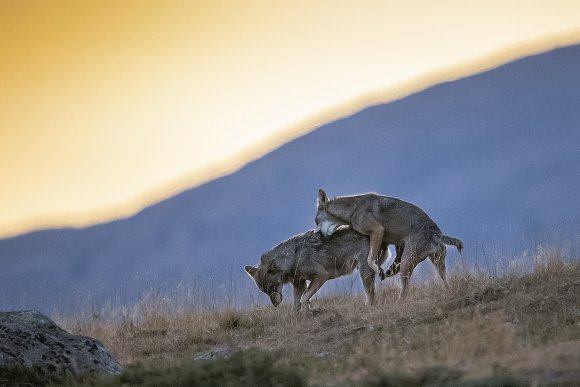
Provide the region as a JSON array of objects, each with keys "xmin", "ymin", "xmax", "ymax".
[{"xmin": 269, "ymin": 292, "xmax": 282, "ymax": 307}]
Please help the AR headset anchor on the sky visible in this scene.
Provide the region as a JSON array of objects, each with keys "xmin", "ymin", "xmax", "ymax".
[{"xmin": 1, "ymin": 1, "xmax": 580, "ymax": 238}]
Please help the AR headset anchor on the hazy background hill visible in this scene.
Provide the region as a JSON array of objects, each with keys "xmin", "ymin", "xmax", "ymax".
[{"xmin": 2, "ymin": 45, "xmax": 579, "ymax": 313}]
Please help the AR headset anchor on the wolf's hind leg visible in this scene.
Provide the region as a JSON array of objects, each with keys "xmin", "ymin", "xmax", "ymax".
[
  {"xmin": 430, "ymin": 244, "xmax": 449, "ymax": 289},
  {"xmin": 380, "ymin": 245, "xmax": 403, "ymax": 280},
  {"xmin": 397, "ymin": 244, "xmax": 418, "ymax": 301},
  {"xmin": 398, "ymin": 260, "xmax": 415, "ymax": 301},
  {"xmin": 360, "ymin": 268, "xmax": 376, "ymax": 305}
]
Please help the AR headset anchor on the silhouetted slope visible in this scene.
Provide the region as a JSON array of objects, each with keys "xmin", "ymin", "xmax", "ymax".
[{"xmin": 2, "ymin": 44, "xmax": 579, "ymax": 312}]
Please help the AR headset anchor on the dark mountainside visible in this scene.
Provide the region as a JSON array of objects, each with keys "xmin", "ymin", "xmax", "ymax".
[{"xmin": 1, "ymin": 45, "xmax": 579, "ymax": 313}]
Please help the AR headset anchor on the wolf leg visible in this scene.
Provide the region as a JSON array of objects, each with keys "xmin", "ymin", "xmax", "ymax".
[
  {"xmin": 300, "ymin": 277, "xmax": 327, "ymax": 311},
  {"xmin": 292, "ymin": 279, "xmax": 307, "ymax": 314},
  {"xmin": 360, "ymin": 266, "xmax": 376, "ymax": 305},
  {"xmin": 399, "ymin": 240, "xmax": 435, "ymax": 300},
  {"xmin": 397, "ymin": 244, "xmax": 417, "ymax": 301},
  {"xmin": 398, "ymin": 260, "xmax": 415, "ymax": 301},
  {"xmin": 430, "ymin": 244, "xmax": 449, "ymax": 289},
  {"xmin": 380, "ymin": 245, "xmax": 403, "ymax": 280},
  {"xmin": 362, "ymin": 223, "xmax": 385, "ymax": 277}
]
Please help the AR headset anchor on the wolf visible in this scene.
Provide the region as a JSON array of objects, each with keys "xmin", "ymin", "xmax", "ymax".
[
  {"xmin": 244, "ymin": 227, "xmax": 391, "ymax": 314},
  {"xmin": 315, "ymin": 189, "xmax": 463, "ymax": 299}
]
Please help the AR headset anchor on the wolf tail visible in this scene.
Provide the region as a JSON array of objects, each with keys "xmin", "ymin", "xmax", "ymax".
[{"xmin": 434, "ymin": 234, "xmax": 464, "ymax": 253}]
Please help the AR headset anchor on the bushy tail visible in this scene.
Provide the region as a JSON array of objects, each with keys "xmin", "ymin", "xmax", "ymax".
[{"xmin": 434, "ymin": 234, "xmax": 464, "ymax": 253}]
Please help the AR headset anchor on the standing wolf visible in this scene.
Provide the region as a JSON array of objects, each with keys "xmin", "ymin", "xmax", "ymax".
[
  {"xmin": 315, "ymin": 189, "xmax": 463, "ymax": 299},
  {"xmin": 245, "ymin": 228, "xmax": 390, "ymax": 314}
]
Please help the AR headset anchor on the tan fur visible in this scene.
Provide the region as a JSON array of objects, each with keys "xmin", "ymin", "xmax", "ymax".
[{"xmin": 315, "ymin": 189, "xmax": 463, "ymax": 300}]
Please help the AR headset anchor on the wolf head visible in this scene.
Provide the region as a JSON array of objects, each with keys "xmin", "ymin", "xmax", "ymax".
[
  {"xmin": 315, "ymin": 189, "xmax": 346, "ymax": 237},
  {"xmin": 244, "ymin": 259, "xmax": 284, "ymax": 307}
]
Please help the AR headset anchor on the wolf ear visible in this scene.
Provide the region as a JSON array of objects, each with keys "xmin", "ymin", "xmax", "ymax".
[
  {"xmin": 244, "ymin": 265, "xmax": 258, "ymax": 277},
  {"xmin": 317, "ymin": 189, "xmax": 329, "ymax": 209}
]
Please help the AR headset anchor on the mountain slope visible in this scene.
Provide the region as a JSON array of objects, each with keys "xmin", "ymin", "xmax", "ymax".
[{"xmin": 1, "ymin": 44, "xmax": 579, "ymax": 312}]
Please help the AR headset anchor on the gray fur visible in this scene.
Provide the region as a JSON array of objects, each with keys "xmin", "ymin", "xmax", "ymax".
[
  {"xmin": 245, "ymin": 228, "xmax": 389, "ymax": 314},
  {"xmin": 315, "ymin": 189, "xmax": 463, "ymax": 300}
]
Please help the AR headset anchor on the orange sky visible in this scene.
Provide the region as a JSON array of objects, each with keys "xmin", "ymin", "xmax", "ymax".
[{"xmin": 1, "ymin": 1, "xmax": 580, "ymax": 237}]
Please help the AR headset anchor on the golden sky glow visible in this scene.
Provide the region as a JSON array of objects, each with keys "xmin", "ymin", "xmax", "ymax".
[{"xmin": 1, "ymin": 0, "xmax": 580, "ymax": 237}]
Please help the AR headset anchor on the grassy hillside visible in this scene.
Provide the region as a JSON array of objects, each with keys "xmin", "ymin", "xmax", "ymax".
[{"xmin": 6, "ymin": 257, "xmax": 580, "ymax": 386}]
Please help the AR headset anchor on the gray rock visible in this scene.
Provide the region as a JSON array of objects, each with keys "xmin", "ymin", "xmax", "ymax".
[{"xmin": 0, "ymin": 310, "xmax": 122, "ymax": 376}]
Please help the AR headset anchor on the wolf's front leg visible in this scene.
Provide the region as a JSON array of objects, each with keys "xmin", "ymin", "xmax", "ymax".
[
  {"xmin": 366, "ymin": 225, "xmax": 385, "ymax": 276},
  {"xmin": 291, "ymin": 279, "xmax": 307, "ymax": 314},
  {"xmin": 354, "ymin": 218, "xmax": 385, "ymax": 277},
  {"xmin": 299, "ymin": 277, "xmax": 327, "ymax": 311}
]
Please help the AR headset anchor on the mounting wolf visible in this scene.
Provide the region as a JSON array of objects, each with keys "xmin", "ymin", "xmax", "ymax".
[
  {"xmin": 245, "ymin": 228, "xmax": 391, "ymax": 314},
  {"xmin": 315, "ymin": 189, "xmax": 463, "ymax": 299}
]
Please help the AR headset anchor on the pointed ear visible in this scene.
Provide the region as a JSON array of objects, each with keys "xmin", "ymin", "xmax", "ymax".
[
  {"xmin": 317, "ymin": 189, "xmax": 329, "ymax": 209},
  {"xmin": 244, "ymin": 265, "xmax": 258, "ymax": 277}
]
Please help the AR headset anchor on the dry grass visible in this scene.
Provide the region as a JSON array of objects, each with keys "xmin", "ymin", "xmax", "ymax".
[{"xmin": 61, "ymin": 257, "xmax": 580, "ymax": 386}]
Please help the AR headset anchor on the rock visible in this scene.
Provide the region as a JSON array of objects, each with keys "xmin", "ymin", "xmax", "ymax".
[{"xmin": 0, "ymin": 310, "xmax": 122, "ymax": 376}]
